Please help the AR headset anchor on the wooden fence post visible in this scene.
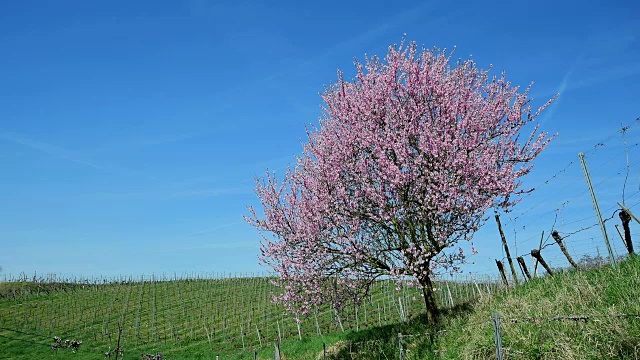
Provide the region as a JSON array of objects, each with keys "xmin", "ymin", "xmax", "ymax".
[
  {"xmin": 495, "ymin": 260, "xmax": 510, "ymax": 288},
  {"xmin": 619, "ymin": 210, "xmax": 634, "ymax": 255},
  {"xmin": 398, "ymin": 333, "xmax": 405, "ymax": 360},
  {"xmin": 530, "ymin": 249, "xmax": 554, "ymax": 275},
  {"xmin": 495, "ymin": 215, "xmax": 519, "ymax": 286},
  {"xmin": 618, "ymin": 202, "xmax": 640, "ymax": 225},
  {"xmin": 551, "ymin": 231, "xmax": 580, "ymax": 269},
  {"xmin": 516, "ymin": 256, "xmax": 532, "ymax": 280}
]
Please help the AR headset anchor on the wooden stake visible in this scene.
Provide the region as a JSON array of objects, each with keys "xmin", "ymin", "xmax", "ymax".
[
  {"xmin": 495, "ymin": 215, "xmax": 519, "ymax": 285},
  {"xmin": 530, "ymin": 249, "xmax": 554, "ymax": 275},
  {"xmin": 516, "ymin": 256, "xmax": 531, "ymax": 280},
  {"xmin": 239, "ymin": 324, "xmax": 245, "ymax": 350},
  {"xmin": 276, "ymin": 319, "xmax": 282, "ymax": 344},
  {"xmin": 551, "ymin": 231, "xmax": 580, "ymax": 269},
  {"xmin": 469, "ymin": 273, "xmax": 484, "ymax": 300},
  {"xmin": 495, "ymin": 260, "xmax": 510, "ymax": 288},
  {"xmin": 533, "ymin": 231, "xmax": 544, "ymax": 277},
  {"xmin": 255, "ymin": 325, "xmax": 262, "ymax": 348},
  {"xmin": 314, "ymin": 307, "xmax": 322, "ymax": 336},
  {"xmin": 445, "ymin": 283, "xmax": 454, "ymax": 307},
  {"xmin": 204, "ymin": 323, "xmax": 212, "ymax": 352},
  {"xmin": 618, "ymin": 202, "xmax": 640, "ymax": 225},
  {"xmin": 619, "ymin": 209, "xmax": 634, "ymax": 254}
]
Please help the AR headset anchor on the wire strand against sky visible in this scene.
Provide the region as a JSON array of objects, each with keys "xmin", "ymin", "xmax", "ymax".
[{"xmin": 504, "ymin": 117, "xmax": 640, "ymax": 226}]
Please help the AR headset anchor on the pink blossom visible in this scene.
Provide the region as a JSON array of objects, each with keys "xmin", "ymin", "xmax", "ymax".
[{"xmin": 245, "ymin": 38, "xmax": 555, "ymax": 324}]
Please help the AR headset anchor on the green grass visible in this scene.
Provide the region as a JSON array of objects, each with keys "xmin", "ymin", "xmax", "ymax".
[
  {"xmin": 3, "ymin": 257, "xmax": 635, "ymax": 359},
  {"xmin": 268, "ymin": 256, "xmax": 640, "ymax": 360},
  {"xmin": 401, "ymin": 255, "xmax": 640, "ymax": 360},
  {"xmin": 0, "ymin": 273, "xmax": 487, "ymax": 359}
]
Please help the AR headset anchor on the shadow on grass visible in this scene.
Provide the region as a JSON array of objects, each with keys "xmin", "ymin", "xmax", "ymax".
[{"xmin": 325, "ymin": 301, "xmax": 477, "ymax": 359}]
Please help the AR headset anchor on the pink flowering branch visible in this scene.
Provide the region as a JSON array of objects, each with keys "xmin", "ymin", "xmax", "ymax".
[{"xmin": 246, "ymin": 38, "xmax": 556, "ymax": 325}]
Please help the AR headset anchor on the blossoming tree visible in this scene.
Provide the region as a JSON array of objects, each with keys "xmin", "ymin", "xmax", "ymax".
[{"xmin": 246, "ymin": 40, "xmax": 556, "ymax": 324}]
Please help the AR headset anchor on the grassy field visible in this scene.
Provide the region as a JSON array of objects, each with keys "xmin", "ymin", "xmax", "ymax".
[
  {"xmin": 370, "ymin": 255, "xmax": 640, "ymax": 360},
  {"xmin": 1, "ymin": 257, "xmax": 637, "ymax": 359},
  {"xmin": 430, "ymin": 255, "xmax": 640, "ymax": 359},
  {"xmin": 0, "ymin": 272, "xmax": 494, "ymax": 359}
]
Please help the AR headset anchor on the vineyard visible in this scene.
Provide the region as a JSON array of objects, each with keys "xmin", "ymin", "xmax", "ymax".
[
  {"xmin": 0, "ymin": 273, "xmax": 503, "ymax": 359},
  {"xmin": 2, "ymin": 256, "xmax": 640, "ymax": 359}
]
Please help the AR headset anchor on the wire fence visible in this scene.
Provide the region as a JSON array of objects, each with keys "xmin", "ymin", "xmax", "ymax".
[
  {"xmin": 458, "ymin": 116, "xmax": 640, "ymax": 283},
  {"xmin": 0, "ymin": 118, "xmax": 639, "ymax": 359}
]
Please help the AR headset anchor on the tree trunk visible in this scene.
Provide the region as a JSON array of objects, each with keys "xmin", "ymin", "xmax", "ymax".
[{"xmin": 420, "ymin": 275, "xmax": 439, "ymax": 325}]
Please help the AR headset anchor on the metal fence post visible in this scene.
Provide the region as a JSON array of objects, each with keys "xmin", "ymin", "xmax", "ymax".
[
  {"xmin": 274, "ymin": 340, "xmax": 281, "ymax": 360},
  {"xmin": 492, "ymin": 312, "xmax": 504, "ymax": 360}
]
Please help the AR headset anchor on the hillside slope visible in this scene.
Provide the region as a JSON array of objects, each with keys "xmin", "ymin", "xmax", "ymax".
[
  {"xmin": 1, "ymin": 257, "xmax": 637, "ymax": 359},
  {"xmin": 391, "ymin": 256, "xmax": 640, "ymax": 360}
]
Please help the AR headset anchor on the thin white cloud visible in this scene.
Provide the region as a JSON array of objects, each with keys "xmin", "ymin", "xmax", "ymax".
[
  {"xmin": 184, "ymin": 221, "xmax": 245, "ymax": 236},
  {"xmin": 265, "ymin": 2, "xmax": 448, "ymax": 85},
  {"xmin": 163, "ymin": 221, "xmax": 250, "ymax": 251},
  {"xmin": 170, "ymin": 187, "xmax": 249, "ymax": 198},
  {"xmin": 536, "ymin": 61, "xmax": 640, "ymax": 100},
  {"xmin": 537, "ymin": 68, "xmax": 572, "ymax": 127},
  {"xmin": 568, "ymin": 62, "xmax": 640, "ymax": 91},
  {"xmin": 166, "ymin": 241, "xmax": 257, "ymax": 252},
  {"xmin": 0, "ymin": 131, "xmax": 107, "ymax": 170},
  {"xmin": 88, "ymin": 131, "xmax": 205, "ymax": 155}
]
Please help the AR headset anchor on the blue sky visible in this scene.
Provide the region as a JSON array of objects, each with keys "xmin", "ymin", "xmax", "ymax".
[{"xmin": 1, "ymin": 1, "xmax": 639, "ymax": 280}]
